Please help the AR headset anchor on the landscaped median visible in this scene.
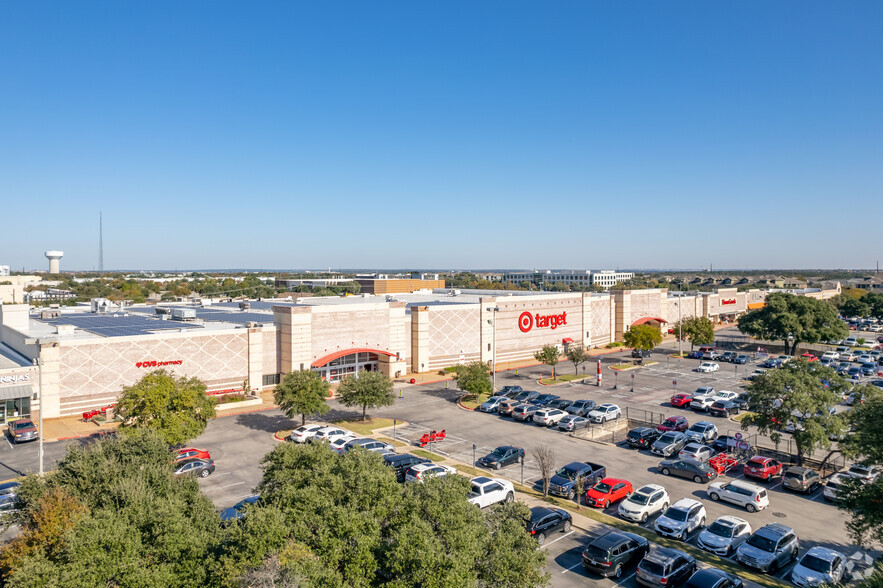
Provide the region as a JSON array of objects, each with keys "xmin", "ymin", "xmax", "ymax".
[
  {"xmin": 538, "ymin": 374, "xmax": 588, "ymax": 385},
  {"xmin": 274, "ymin": 417, "xmax": 404, "ymax": 442}
]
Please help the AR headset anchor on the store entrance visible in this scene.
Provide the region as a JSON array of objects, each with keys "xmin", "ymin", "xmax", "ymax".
[
  {"xmin": 314, "ymin": 352, "xmax": 380, "ymax": 383},
  {"xmin": 0, "ymin": 396, "xmax": 31, "ymax": 424}
]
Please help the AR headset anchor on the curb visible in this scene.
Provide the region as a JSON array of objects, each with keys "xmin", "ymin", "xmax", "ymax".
[
  {"xmin": 273, "ymin": 430, "xmax": 290, "ymax": 442},
  {"xmin": 457, "ymin": 395, "xmax": 475, "ymax": 411}
]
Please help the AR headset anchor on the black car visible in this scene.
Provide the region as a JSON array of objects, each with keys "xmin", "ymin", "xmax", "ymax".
[
  {"xmin": 708, "ymin": 401, "xmax": 740, "ymax": 418},
  {"xmin": 685, "ymin": 568, "xmax": 743, "ymax": 588},
  {"xmin": 632, "ymin": 349, "xmax": 652, "ymax": 358},
  {"xmin": 636, "ymin": 547, "xmax": 697, "ymax": 587},
  {"xmin": 525, "ymin": 506, "xmax": 572, "ymax": 546},
  {"xmin": 582, "ymin": 531, "xmax": 650, "ymax": 579},
  {"xmin": 512, "ymin": 390, "xmax": 540, "ymax": 403},
  {"xmin": 498, "ymin": 385, "xmax": 523, "ymax": 398},
  {"xmin": 733, "ymin": 355, "xmax": 750, "ymax": 365},
  {"xmin": 546, "ymin": 398, "xmax": 574, "ymax": 411},
  {"xmin": 384, "ymin": 453, "xmax": 431, "ymax": 482},
  {"xmin": 626, "ymin": 427, "xmax": 661, "ymax": 450},
  {"xmin": 732, "ymin": 392, "xmax": 751, "ymax": 411},
  {"xmin": 220, "ymin": 495, "xmax": 260, "ymax": 523},
  {"xmin": 719, "ymin": 352, "xmax": 737, "ymax": 363},
  {"xmin": 477, "ymin": 446, "xmax": 525, "ymax": 470},
  {"xmin": 529, "ymin": 393, "xmax": 560, "ymax": 407},
  {"xmin": 658, "ymin": 458, "xmax": 717, "ymax": 483},
  {"xmin": 174, "ymin": 458, "xmax": 215, "ymax": 478}
]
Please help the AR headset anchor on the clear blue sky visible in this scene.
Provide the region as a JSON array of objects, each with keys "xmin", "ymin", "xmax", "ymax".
[{"xmin": 1, "ymin": 2, "xmax": 881, "ymax": 272}]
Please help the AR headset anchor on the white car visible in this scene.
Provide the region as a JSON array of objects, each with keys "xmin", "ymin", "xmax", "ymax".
[
  {"xmin": 618, "ymin": 484, "xmax": 669, "ymax": 523},
  {"xmin": 587, "ymin": 403, "xmax": 622, "ymax": 423},
  {"xmin": 790, "ymin": 546, "xmax": 847, "ymax": 587},
  {"xmin": 823, "ymin": 473, "xmax": 849, "ymax": 502},
  {"xmin": 654, "ymin": 498, "xmax": 707, "ymax": 540},
  {"xmin": 405, "ymin": 463, "xmax": 457, "ymax": 483},
  {"xmin": 713, "ymin": 390, "xmax": 739, "ymax": 402},
  {"xmin": 289, "ymin": 423, "xmax": 325, "ymax": 443},
  {"xmin": 329, "ymin": 436, "xmax": 354, "ymax": 454},
  {"xmin": 533, "ymin": 408, "xmax": 568, "ymax": 427},
  {"xmin": 846, "ymin": 463, "xmax": 880, "ymax": 482},
  {"xmin": 821, "ymin": 351, "xmax": 840, "ymax": 361},
  {"xmin": 697, "ymin": 515, "xmax": 751, "ymax": 557},
  {"xmin": 696, "ymin": 362, "xmax": 719, "ymax": 373},
  {"xmin": 467, "ymin": 476, "xmax": 515, "ymax": 508},
  {"xmin": 310, "ymin": 426, "xmax": 354, "ymax": 444}
]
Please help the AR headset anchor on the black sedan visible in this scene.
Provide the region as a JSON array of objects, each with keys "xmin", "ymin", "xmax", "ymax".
[
  {"xmin": 174, "ymin": 458, "xmax": 215, "ymax": 478},
  {"xmin": 220, "ymin": 495, "xmax": 259, "ymax": 523},
  {"xmin": 685, "ymin": 567, "xmax": 743, "ymax": 588},
  {"xmin": 708, "ymin": 401, "xmax": 740, "ymax": 418},
  {"xmin": 658, "ymin": 458, "xmax": 717, "ymax": 483},
  {"xmin": 477, "ymin": 446, "xmax": 525, "ymax": 470},
  {"xmin": 526, "ymin": 506, "xmax": 572, "ymax": 545}
]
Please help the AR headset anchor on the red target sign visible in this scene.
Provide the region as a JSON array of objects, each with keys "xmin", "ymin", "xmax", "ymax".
[{"xmin": 518, "ymin": 311, "xmax": 534, "ymax": 332}]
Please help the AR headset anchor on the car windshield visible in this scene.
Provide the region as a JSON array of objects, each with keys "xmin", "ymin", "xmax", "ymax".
[
  {"xmin": 629, "ymin": 493, "xmax": 651, "ymax": 505},
  {"xmin": 593, "ymin": 482, "xmax": 612, "ymax": 493},
  {"xmin": 707, "ymin": 522, "xmax": 735, "ymax": 537},
  {"xmin": 14, "ymin": 422, "xmax": 32, "ymax": 430},
  {"xmin": 687, "ymin": 425, "xmax": 704, "ymax": 433},
  {"xmin": 556, "ymin": 466, "xmax": 580, "ymax": 479},
  {"xmin": 659, "ymin": 433, "xmax": 678, "ymax": 443},
  {"xmin": 491, "ymin": 448, "xmax": 508, "ymax": 458},
  {"xmin": 800, "ymin": 554, "xmax": 833, "ymax": 573},
  {"xmin": 746, "ymin": 533, "xmax": 776, "ymax": 552},
  {"xmin": 663, "ymin": 507, "xmax": 688, "ymax": 522}
]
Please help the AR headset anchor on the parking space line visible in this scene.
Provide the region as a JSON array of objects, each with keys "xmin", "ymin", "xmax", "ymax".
[
  {"xmin": 203, "ymin": 481, "xmax": 246, "ymax": 491},
  {"xmin": 561, "ymin": 561, "xmax": 584, "ymax": 574},
  {"xmin": 4, "ymin": 436, "xmax": 13, "ymax": 450},
  {"xmin": 540, "ymin": 530, "xmax": 574, "ymax": 549},
  {"xmin": 614, "ymin": 571, "xmax": 637, "ymax": 585}
]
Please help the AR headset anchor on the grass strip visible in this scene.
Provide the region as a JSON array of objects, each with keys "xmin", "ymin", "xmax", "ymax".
[
  {"xmin": 332, "ymin": 417, "xmax": 400, "ymax": 436},
  {"xmin": 411, "ymin": 449, "xmax": 446, "ymax": 462},
  {"xmin": 539, "ymin": 374, "xmax": 588, "ymax": 385}
]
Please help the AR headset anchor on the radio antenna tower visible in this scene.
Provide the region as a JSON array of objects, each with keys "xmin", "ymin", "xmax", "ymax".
[{"xmin": 99, "ymin": 212, "xmax": 104, "ymax": 272}]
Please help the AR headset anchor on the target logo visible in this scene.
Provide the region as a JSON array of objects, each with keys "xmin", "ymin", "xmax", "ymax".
[{"xmin": 518, "ymin": 311, "xmax": 534, "ymax": 332}]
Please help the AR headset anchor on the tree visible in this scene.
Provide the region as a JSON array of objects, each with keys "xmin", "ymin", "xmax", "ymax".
[
  {"xmin": 737, "ymin": 292, "xmax": 848, "ymax": 355},
  {"xmin": 671, "ymin": 316, "xmax": 715, "ymax": 351},
  {"xmin": 623, "ymin": 324, "xmax": 662, "ymax": 354},
  {"xmin": 248, "ymin": 442, "xmax": 549, "ymax": 587},
  {"xmin": 833, "ymin": 295, "xmax": 870, "ymax": 318},
  {"xmin": 115, "ymin": 369, "xmax": 217, "ymax": 445},
  {"xmin": 532, "ymin": 444, "xmax": 557, "ymax": 497},
  {"xmin": 336, "ymin": 370, "xmax": 395, "ymax": 421},
  {"xmin": 533, "ymin": 345, "xmax": 560, "ymax": 380},
  {"xmin": 565, "ymin": 346, "xmax": 587, "ymax": 375},
  {"xmin": 740, "ymin": 362, "xmax": 848, "ymax": 465},
  {"xmin": 452, "ymin": 361, "xmax": 493, "ymax": 397},
  {"xmin": 273, "ymin": 369, "xmax": 331, "ymax": 426}
]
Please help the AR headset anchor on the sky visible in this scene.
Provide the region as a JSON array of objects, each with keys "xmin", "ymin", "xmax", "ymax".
[{"xmin": 1, "ymin": 2, "xmax": 881, "ymax": 272}]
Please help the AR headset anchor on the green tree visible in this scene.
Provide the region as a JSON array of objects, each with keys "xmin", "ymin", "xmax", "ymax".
[
  {"xmin": 115, "ymin": 369, "xmax": 217, "ymax": 445},
  {"xmin": 833, "ymin": 295, "xmax": 870, "ymax": 318},
  {"xmin": 452, "ymin": 361, "xmax": 493, "ymax": 398},
  {"xmin": 741, "ymin": 362, "xmax": 848, "ymax": 465},
  {"xmin": 533, "ymin": 345, "xmax": 561, "ymax": 380},
  {"xmin": 273, "ymin": 369, "xmax": 331, "ymax": 426},
  {"xmin": 565, "ymin": 346, "xmax": 587, "ymax": 375},
  {"xmin": 671, "ymin": 316, "xmax": 715, "ymax": 351},
  {"xmin": 623, "ymin": 324, "xmax": 663, "ymax": 354},
  {"xmin": 336, "ymin": 370, "xmax": 395, "ymax": 421},
  {"xmin": 737, "ymin": 292, "xmax": 848, "ymax": 355}
]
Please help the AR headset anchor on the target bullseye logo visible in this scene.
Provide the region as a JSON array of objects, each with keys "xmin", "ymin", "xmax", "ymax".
[{"xmin": 518, "ymin": 311, "xmax": 534, "ymax": 333}]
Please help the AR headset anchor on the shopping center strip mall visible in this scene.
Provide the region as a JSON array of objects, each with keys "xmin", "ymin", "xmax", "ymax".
[{"xmin": 0, "ymin": 284, "xmax": 840, "ymax": 422}]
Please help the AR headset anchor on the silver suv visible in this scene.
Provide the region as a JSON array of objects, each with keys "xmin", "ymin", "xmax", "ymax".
[
  {"xmin": 706, "ymin": 480, "xmax": 769, "ymax": 513},
  {"xmin": 651, "ymin": 432, "xmax": 688, "ymax": 457},
  {"xmin": 684, "ymin": 421, "xmax": 718, "ymax": 443},
  {"xmin": 735, "ymin": 522, "xmax": 799, "ymax": 573}
]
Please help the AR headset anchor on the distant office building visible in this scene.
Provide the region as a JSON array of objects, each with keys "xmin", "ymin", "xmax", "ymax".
[
  {"xmin": 501, "ymin": 270, "xmax": 634, "ymax": 290},
  {"xmin": 590, "ymin": 271, "xmax": 635, "ymax": 288},
  {"xmin": 0, "ymin": 265, "xmax": 9, "ymax": 277},
  {"xmin": 355, "ymin": 276, "xmax": 446, "ymax": 294}
]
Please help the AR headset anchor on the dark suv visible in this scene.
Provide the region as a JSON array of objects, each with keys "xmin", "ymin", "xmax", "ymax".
[
  {"xmin": 582, "ymin": 531, "xmax": 649, "ymax": 579},
  {"xmin": 636, "ymin": 547, "xmax": 697, "ymax": 587},
  {"xmin": 512, "ymin": 390, "xmax": 540, "ymax": 403},
  {"xmin": 626, "ymin": 427, "xmax": 661, "ymax": 449},
  {"xmin": 498, "ymin": 385, "xmax": 523, "ymax": 398},
  {"xmin": 383, "ymin": 453, "xmax": 430, "ymax": 482},
  {"xmin": 525, "ymin": 507, "xmax": 572, "ymax": 546}
]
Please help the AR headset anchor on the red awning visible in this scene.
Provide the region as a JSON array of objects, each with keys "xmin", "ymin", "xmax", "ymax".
[
  {"xmin": 562, "ymin": 338, "xmax": 574, "ymax": 344},
  {"xmin": 311, "ymin": 348, "xmax": 396, "ymax": 368},
  {"xmin": 631, "ymin": 317, "xmax": 668, "ymax": 326}
]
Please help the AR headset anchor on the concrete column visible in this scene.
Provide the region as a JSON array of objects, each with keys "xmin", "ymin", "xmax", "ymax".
[
  {"xmin": 247, "ymin": 327, "xmax": 262, "ymax": 393},
  {"xmin": 38, "ymin": 343, "xmax": 61, "ymax": 419},
  {"xmin": 479, "ymin": 298, "xmax": 497, "ymax": 365},
  {"xmin": 612, "ymin": 290, "xmax": 631, "ymax": 340},
  {"xmin": 411, "ymin": 307, "xmax": 430, "ymax": 373},
  {"xmin": 274, "ymin": 306, "xmax": 312, "ymax": 373},
  {"xmin": 580, "ymin": 293, "xmax": 591, "ymax": 348}
]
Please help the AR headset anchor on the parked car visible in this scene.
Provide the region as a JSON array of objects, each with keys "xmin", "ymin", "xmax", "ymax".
[
  {"xmin": 626, "ymin": 426, "xmax": 661, "ymax": 450},
  {"xmin": 746, "ymin": 369, "xmax": 767, "ymax": 380},
  {"xmin": 525, "ymin": 506, "xmax": 572, "ymax": 545},
  {"xmin": 549, "ymin": 461, "xmax": 607, "ymax": 500},
  {"xmin": 739, "ymin": 456, "xmax": 780, "ymax": 482},
  {"xmin": 790, "ymin": 546, "xmax": 847, "ymax": 587},
  {"xmin": 707, "ymin": 479, "xmax": 769, "ymax": 513},
  {"xmin": 690, "ymin": 395, "xmax": 717, "ymax": 412},
  {"xmin": 582, "ymin": 530, "xmax": 649, "ymax": 579},
  {"xmin": 546, "ymin": 398, "xmax": 574, "ymax": 411},
  {"xmin": 533, "ymin": 408, "xmax": 568, "ymax": 427},
  {"xmin": 512, "ymin": 390, "xmax": 540, "ymax": 403},
  {"xmin": 290, "ymin": 423, "xmax": 325, "ymax": 443},
  {"xmin": 498, "ymin": 398, "xmax": 520, "ymax": 416},
  {"xmin": 528, "ymin": 393, "xmax": 560, "ymax": 407},
  {"xmin": 310, "ymin": 426, "xmax": 354, "ymax": 444},
  {"xmin": 511, "ymin": 404, "xmax": 540, "ymax": 422},
  {"xmin": 467, "ymin": 476, "xmax": 514, "ymax": 508},
  {"xmin": 684, "ymin": 421, "xmax": 718, "ymax": 443},
  {"xmin": 383, "ymin": 453, "xmax": 431, "ymax": 482},
  {"xmin": 733, "ymin": 355, "xmax": 751, "ymax": 365},
  {"xmin": 0, "ymin": 482, "xmax": 21, "ymax": 498},
  {"xmin": 174, "ymin": 458, "xmax": 215, "ymax": 478},
  {"xmin": 220, "ymin": 495, "xmax": 260, "ymax": 523},
  {"xmin": 477, "ymin": 446, "xmax": 525, "ymax": 470},
  {"xmin": 654, "ymin": 498, "xmax": 707, "ymax": 540},
  {"xmin": 700, "ymin": 348, "xmax": 721, "ymax": 360},
  {"xmin": 329, "ymin": 436, "xmax": 353, "ymax": 454},
  {"xmin": 658, "ymin": 458, "xmax": 717, "ymax": 483},
  {"xmin": 478, "ymin": 396, "xmax": 507, "ymax": 413},
  {"xmin": 712, "ymin": 435, "xmax": 749, "ymax": 454},
  {"xmin": 175, "ymin": 447, "xmax": 211, "ymax": 462},
  {"xmin": 557, "ymin": 414, "xmax": 591, "ymax": 432},
  {"xmin": 657, "ymin": 415, "xmax": 689, "ymax": 433},
  {"xmin": 735, "ymin": 522, "xmax": 799, "ymax": 573},
  {"xmin": 632, "ymin": 348, "xmax": 653, "ymax": 359},
  {"xmin": 847, "ymin": 463, "xmax": 881, "ymax": 482},
  {"xmin": 566, "ymin": 399, "xmax": 597, "ymax": 416},
  {"xmin": 618, "ymin": 484, "xmax": 669, "ymax": 523},
  {"xmin": 343, "ymin": 438, "xmax": 395, "ymax": 454},
  {"xmin": 587, "ymin": 403, "xmax": 622, "ymax": 423},
  {"xmin": 713, "ymin": 390, "xmax": 739, "ymax": 402},
  {"xmin": 404, "ymin": 463, "xmax": 456, "ymax": 483},
  {"xmin": 0, "ymin": 494, "xmax": 19, "ymax": 519},
  {"xmin": 781, "ymin": 466, "xmax": 821, "ymax": 494},
  {"xmin": 719, "ymin": 352, "xmax": 737, "ymax": 363},
  {"xmin": 8, "ymin": 418, "xmax": 38, "ymax": 443},
  {"xmin": 498, "ymin": 385, "xmax": 523, "ymax": 397},
  {"xmin": 670, "ymin": 393, "xmax": 693, "ymax": 408},
  {"xmin": 651, "ymin": 432, "xmax": 688, "ymax": 457},
  {"xmin": 697, "ymin": 515, "xmax": 752, "ymax": 557},
  {"xmin": 696, "ymin": 362, "xmax": 720, "ymax": 373},
  {"xmin": 585, "ymin": 478, "xmax": 633, "ymax": 509},
  {"xmin": 708, "ymin": 400, "xmax": 740, "ymax": 418},
  {"xmin": 687, "ymin": 350, "xmax": 703, "ymax": 359},
  {"xmin": 732, "ymin": 392, "xmax": 751, "ymax": 411},
  {"xmin": 685, "ymin": 568, "xmax": 744, "ymax": 588},
  {"xmin": 636, "ymin": 547, "xmax": 697, "ymax": 587},
  {"xmin": 679, "ymin": 443, "xmax": 714, "ymax": 463}
]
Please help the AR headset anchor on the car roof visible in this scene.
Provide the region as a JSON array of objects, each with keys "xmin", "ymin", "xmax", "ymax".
[
  {"xmin": 784, "ymin": 465, "xmax": 815, "ymax": 474},
  {"xmin": 755, "ymin": 522, "xmax": 793, "ymax": 538},
  {"xmin": 590, "ymin": 531, "xmax": 632, "ymax": 549},
  {"xmin": 671, "ymin": 498, "xmax": 702, "ymax": 510},
  {"xmin": 495, "ymin": 445, "xmax": 519, "ymax": 451},
  {"xmin": 634, "ymin": 484, "xmax": 665, "ymax": 495},
  {"xmin": 529, "ymin": 506, "xmax": 559, "ymax": 519},
  {"xmin": 177, "ymin": 458, "xmax": 212, "ymax": 466},
  {"xmin": 714, "ymin": 515, "xmax": 748, "ymax": 527},
  {"xmin": 803, "ymin": 546, "xmax": 845, "ymax": 561},
  {"xmin": 682, "ymin": 443, "xmax": 706, "ymax": 451},
  {"xmin": 643, "ymin": 546, "xmax": 688, "ymax": 564},
  {"xmin": 693, "ymin": 421, "xmax": 714, "ymax": 427}
]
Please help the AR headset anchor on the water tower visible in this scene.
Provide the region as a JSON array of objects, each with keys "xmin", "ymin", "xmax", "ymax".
[{"xmin": 45, "ymin": 250, "xmax": 64, "ymax": 274}]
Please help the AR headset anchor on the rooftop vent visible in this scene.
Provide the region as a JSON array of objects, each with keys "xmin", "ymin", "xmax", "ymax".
[
  {"xmin": 239, "ymin": 302, "xmax": 251, "ymax": 310},
  {"xmin": 171, "ymin": 308, "xmax": 197, "ymax": 321}
]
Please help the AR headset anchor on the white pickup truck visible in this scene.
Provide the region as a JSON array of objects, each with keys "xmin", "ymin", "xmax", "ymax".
[{"xmin": 467, "ymin": 476, "xmax": 515, "ymax": 508}]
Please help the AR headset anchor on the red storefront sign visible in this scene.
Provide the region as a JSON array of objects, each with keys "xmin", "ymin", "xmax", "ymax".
[
  {"xmin": 518, "ymin": 311, "xmax": 567, "ymax": 333},
  {"xmin": 721, "ymin": 299, "xmax": 736, "ymax": 305},
  {"xmin": 136, "ymin": 360, "xmax": 183, "ymax": 368}
]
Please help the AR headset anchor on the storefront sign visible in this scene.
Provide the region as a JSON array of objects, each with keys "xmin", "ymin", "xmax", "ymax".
[
  {"xmin": 721, "ymin": 299, "xmax": 736, "ymax": 305},
  {"xmin": 136, "ymin": 360, "xmax": 183, "ymax": 368},
  {"xmin": 518, "ymin": 311, "xmax": 567, "ymax": 333},
  {"xmin": 0, "ymin": 373, "xmax": 30, "ymax": 385}
]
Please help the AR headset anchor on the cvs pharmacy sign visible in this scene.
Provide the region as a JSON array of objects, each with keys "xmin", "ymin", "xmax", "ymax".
[{"xmin": 519, "ymin": 311, "xmax": 567, "ymax": 333}]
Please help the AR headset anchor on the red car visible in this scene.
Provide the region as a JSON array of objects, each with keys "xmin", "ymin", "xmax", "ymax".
[
  {"xmin": 670, "ymin": 393, "xmax": 693, "ymax": 408},
  {"xmin": 175, "ymin": 447, "xmax": 211, "ymax": 462},
  {"xmin": 585, "ymin": 478, "xmax": 633, "ymax": 509},
  {"xmin": 657, "ymin": 415, "xmax": 689, "ymax": 433},
  {"xmin": 743, "ymin": 456, "xmax": 783, "ymax": 481},
  {"xmin": 800, "ymin": 353, "xmax": 819, "ymax": 362}
]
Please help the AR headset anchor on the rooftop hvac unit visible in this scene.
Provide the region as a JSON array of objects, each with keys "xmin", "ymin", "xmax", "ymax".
[
  {"xmin": 40, "ymin": 310, "xmax": 61, "ymax": 319},
  {"xmin": 171, "ymin": 307, "xmax": 197, "ymax": 321},
  {"xmin": 245, "ymin": 321, "xmax": 259, "ymax": 328},
  {"xmin": 154, "ymin": 307, "xmax": 171, "ymax": 315},
  {"xmin": 239, "ymin": 302, "xmax": 251, "ymax": 310}
]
